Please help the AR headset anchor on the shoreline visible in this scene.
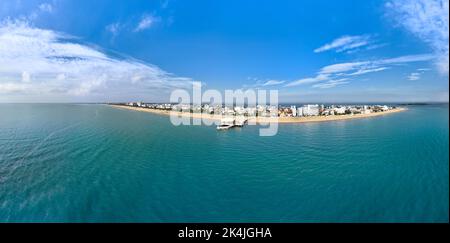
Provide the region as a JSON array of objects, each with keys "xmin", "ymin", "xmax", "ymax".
[{"xmin": 109, "ymin": 105, "xmax": 407, "ymax": 124}]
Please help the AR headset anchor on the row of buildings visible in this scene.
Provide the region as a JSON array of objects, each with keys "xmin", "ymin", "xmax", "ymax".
[
  {"xmin": 282, "ymin": 104, "xmax": 393, "ymax": 117},
  {"xmin": 123, "ymin": 102, "xmax": 394, "ymax": 117}
]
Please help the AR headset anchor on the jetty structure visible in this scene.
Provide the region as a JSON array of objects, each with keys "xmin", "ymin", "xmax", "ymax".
[
  {"xmin": 216, "ymin": 117, "xmax": 248, "ymax": 130},
  {"xmin": 217, "ymin": 118, "xmax": 235, "ymax": 130},
  {"xmin": 235, "ymin": 116, "xmax": 248, "ymax": 127}
]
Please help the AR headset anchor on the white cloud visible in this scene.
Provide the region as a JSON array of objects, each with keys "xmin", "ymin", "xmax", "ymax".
[
  {"xmin": 134, "ymin": 15, "xmax": 159, "ymax": 32},
  {"xmin": 347, "ymin": 67, "xmax": 389, "ymax": 76},
  {"xmin": 262, "ymin": 80, "xmax": 285, "ymax": 86},
  {"xmin": 161, "ymin": 0, "xmax": 169, "ymax": 9},
  {"xmin": 38, "ymin": 3, "xmax": 53, "ymax": 13},
  {"xmin": 386, "ymin": 0, "xmax": 449, "ymax": 74},
  {"xmin": 23, "ymin": 2, "xmax": 55, "ymax": 21},
  {"xmin": 21, "ymin": 71, "xmax": 30, "ymax": 82},
  {"xmin": 244, "ymin": 78, "xmax": 285, "ymax": 88},
  {"xmin": 56, "ymin": 73, "xmax": 66, "ymax": 81},
  {"xmin": 0, "ymin": 82, "xmax": 31, "ymax": 93},
  {"xmin": 318, "ymin": 54, "xmax": 435, "ymax": 75},
  {"xmin": 284, "ymin": 74, "xmax": 329, "ymax": 87},
  {"xmin": 284, "ymin": 53, "xmax": 434, "ymax": 88},
  {"xmin": 379, "ymin": 54, "xmax": 436, "ymax": 64},
  {"xmin": 407, "ymin": 68, "xmax": 430, "ymax": 80},
  {"xmin": 69, "ymin": 73, "xmax": 107, "ymax": 96},
  {"xmin": 0, "ymin": 20, "xmax": 194, "ymax": 101},
  {"xmin": 319, "ymin": 61, "xmax": 370, "ymax": 74},
  {"xmin": 312, "ymin": 79, "xmax": 349, "ymax": 89},
  {"xmin": 106, "ymin": 22, "xmax": 121, "ymax": 36},
  {"xmin": 366, "ymin": 43, "xmax": 389, "ymax": 50},
  {"xmin": 408, "ymin": 72, "xmax": 421, "ymax": 80},
  {"xmin": 314, "ymin": 35, "xmax": 375, "ymax": 53}
]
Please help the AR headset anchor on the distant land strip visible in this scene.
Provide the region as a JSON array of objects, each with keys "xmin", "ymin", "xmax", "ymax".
[{"xmin": 109, "ymin": 105, "xmax": 407, "ymax": 124}]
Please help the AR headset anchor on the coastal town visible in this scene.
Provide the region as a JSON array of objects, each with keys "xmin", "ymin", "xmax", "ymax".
[
  {"xmin": 111, "ymin": 102, "xmax": 403, "ymax": 130},
  {"xmin": 118, "ymin": 102, "xmax": 397, "ymax": 118}
]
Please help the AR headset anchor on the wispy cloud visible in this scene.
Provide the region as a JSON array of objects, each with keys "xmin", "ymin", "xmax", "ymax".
[
  {"xmin": 379, "ymin": 54, "xmax": 437, "ymax": 64},
  {"xmin": 312, "ymin": 79, "xmax": 349, "ymax": 89},
  {"xmin": 407, "ymin": 68, "xmax": 430, "ymax": 80},
  {"xmin": 21, "ymin": 71, "xmax": 30, "ymax": 82},
  {"xmin": 0, "ymin": 20, "xmax": 194, "ymax": 101},
  {"xmin": 134, "ymin": 14, "xmax": 159, "ymax": 32},
  {"xmin": 285, "ymin": 53, "xmax": 434, "ymax": 88},
  {"xmin": 366, "ymin": 43, "xmax": 389, "ymax": 50},
  {"xmin": 161, "ymin": 0, "xmax": 170, "ymax": 9},
  {"xmin": 261, "ymin": 80, "xmax": 285, "ymax": 86},
  {"xmin": 408, "ymin": 72, "xmax": 421, "ymax": 80},
  {"xmin": 105, "ymin": 22, "xmax": 122, "ymax": 40},
  {"xmin": 38, "ymin": 3, "xmax": 53, "ymax": 13},
  {"xmin": 284, "ymin": 74, "xmax": 329, "ymax": 87},
  {"xmin": 106, "ymin": 22, "xmax": 120, "ymax": 35},
  {"xmin": 244, "ymin": 78, "xmax": 285, "ymax": 88},
  {"xmin": 319, "ymin": 61, "xmax": 370, "ymax": 74},
  {"xmin": 25, "ymin": 2, "xmax": 55, "ymax": 21},
  {"xmin": 386, "ymin": 0, "xmax": 449, "ymax": 74},
  {"xmin": 314, "ymin": 35, "xmax": 380, "ymax": 53},
  {"xmin": 318, "ymin": 54, "xmax": 435, "ymax": 75},
  {"xmin": 347, "ymin": 67, "xmax": 389, "ymax": 76}
]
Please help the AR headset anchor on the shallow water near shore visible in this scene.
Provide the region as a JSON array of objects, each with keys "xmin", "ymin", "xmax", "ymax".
[{"xmin": 0, "ymin": 104, "xmax": 448, "ymax": 222}]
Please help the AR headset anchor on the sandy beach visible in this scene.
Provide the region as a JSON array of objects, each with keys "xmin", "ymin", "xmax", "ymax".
[{"xmin": 110, "ymin": 105, "xmax": 406, "ymax": 124}]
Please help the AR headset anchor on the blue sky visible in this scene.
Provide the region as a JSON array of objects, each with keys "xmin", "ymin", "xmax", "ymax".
[{"xmin": 0, "ymin": 0, "xmax": 448, "ymax": 103}]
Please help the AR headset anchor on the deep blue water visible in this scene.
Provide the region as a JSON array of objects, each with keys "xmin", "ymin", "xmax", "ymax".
[{"xmin": 0, "ymin": 104, "xmax": 448, "ymax": 222}]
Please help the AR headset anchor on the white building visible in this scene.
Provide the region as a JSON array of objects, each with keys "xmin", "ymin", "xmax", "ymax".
[
  {"xmin": 290, "ymin": 105, "xmax": 297, "ymax": 117},
  {"xmin": 334, "ymin": 107, "xmax": 346, "ymax": 115},
  {"xmin": 268, "ymin": 106, "xmax": 278, "ymax": 117},
  {"xmin": 234, "ymin": 106, "xmax": 246, "ymax": 115},
  {"xmin": 297, "ymin": 107, "xmax": 304, "ymax": 117},
  {"xmin": 302, "ymin": 104, "xmax": 320, "ymax": 116},
  {"xmin": 363, "ymin": 105, "xmax": 371, "ymax": 114},
  {"xmin": 246, "ymin": 107, "xmax": 257, "ymax": 117}
]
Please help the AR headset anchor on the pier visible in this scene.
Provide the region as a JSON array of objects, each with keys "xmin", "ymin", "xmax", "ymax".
[{"xmin": 217, "ymin": 117, "xmax": 248, "ymax": 130}]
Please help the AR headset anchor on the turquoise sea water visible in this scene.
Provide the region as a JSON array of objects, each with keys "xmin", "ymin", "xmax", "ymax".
[{"xmin": 0, "ymin": 104, "xmax": 448, "ymax": 222}]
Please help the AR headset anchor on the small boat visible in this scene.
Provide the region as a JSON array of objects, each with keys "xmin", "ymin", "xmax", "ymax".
[
  {"xmin": 217, "ymin": 124, "xmax": 234, "ymax": 130},
  {"xmin": 217, "ymin": 118, "xmax": 235, "ymax": 130}
]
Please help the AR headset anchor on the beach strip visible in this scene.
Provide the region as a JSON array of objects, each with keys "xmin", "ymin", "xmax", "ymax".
[{"xmin": 110, "ymin": 105, "xmax": 406, "ymax": 124}]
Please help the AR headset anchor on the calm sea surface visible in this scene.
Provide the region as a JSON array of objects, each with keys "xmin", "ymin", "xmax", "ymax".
[{"xmin": 0, "ymin": 104, "xmax": 448, "ymax": 222}]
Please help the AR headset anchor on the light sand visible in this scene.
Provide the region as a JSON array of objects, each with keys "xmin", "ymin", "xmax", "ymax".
[{"xmin": 110, "ymin": 105, "xmax": 406, "ymax": 124}]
